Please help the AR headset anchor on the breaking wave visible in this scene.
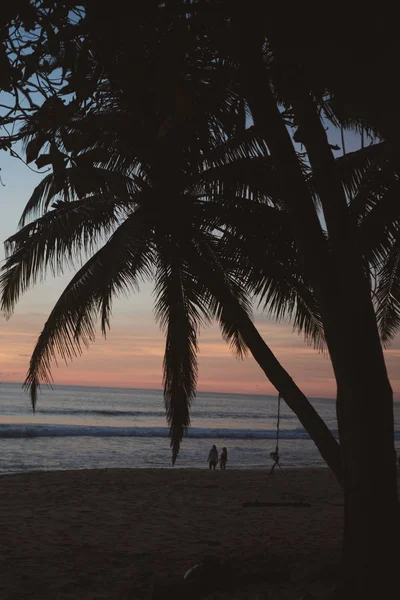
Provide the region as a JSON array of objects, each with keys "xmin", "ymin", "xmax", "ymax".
[{"xmin": 0, "ymin": 423, "xmax": 334, "ymax": 440}]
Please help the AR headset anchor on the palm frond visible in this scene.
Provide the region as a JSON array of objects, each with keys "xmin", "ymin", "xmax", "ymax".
[
  {"xmin": 1, "ymin": 195, "xmax": 124, "ymax": 316},
  {"xmin": 212, "ymin": 289, "xmax": 251, "ymax": 358},
  {"xmin": 204, "ymin": 126, "xmax": 270, "ymax": 168},
  {"xmin": 22, "ymin": 211, "xmax": 153, "ymax": 409},
  {"xmin": 348, "ymin": 169, "xmax": 394, "ymax": 225},
  {"xmin": 358, "ymin": 181, "xmax": 400, "ymax": 266},
  {"xmin": 322, "ymin": 98, "xmax": 381, "ymax": 140},
  {"xmin": 197, "ymin": 157, "xmax": 280, "ymax": 206},
  {"xmin": 19, "ymin": 165, "xmax": 143, "ymax": 226},
  {"xmin": 214, "ymin": 211, "xmax": 325, "ymax": 350},
  {"xmin": 375, "ymin": 240, "xmax": 400, "ymax": 346},
  {"xmin": 335, "ymin": 142, "xmax": 386, "ymax": 200},
  {"xmin": 19, "ymin": 173, "xmax": 62, "ymax": 226},
  {"xmin": 188, "ymin": 237, "xmax": 253, "ymax": 359},
  {"xmin": 154, "ymin": 247, "xmax": 204, "ymax": 464}
]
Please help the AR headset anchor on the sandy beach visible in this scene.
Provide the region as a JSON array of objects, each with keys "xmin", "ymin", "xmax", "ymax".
[{"xmin": 0, "ymin": 468, "xmax": 350, "ymax": 598}]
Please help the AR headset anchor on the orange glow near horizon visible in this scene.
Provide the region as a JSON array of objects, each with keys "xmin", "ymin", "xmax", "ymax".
[{"xmin": 2, "ymin": 309, "xmax": 400, "ymax": 400}]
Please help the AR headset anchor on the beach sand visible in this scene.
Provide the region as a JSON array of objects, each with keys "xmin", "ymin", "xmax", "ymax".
[{"xmin": 0, "ymin": 468, "xmax": 349, "ymax": 598}]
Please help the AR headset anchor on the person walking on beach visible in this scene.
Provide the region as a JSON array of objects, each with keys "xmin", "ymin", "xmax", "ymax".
[
  {"xmin": 207, "ymin": 444, "xmax": 218, "ymax": 470},
  {"xmin": 219, "ymin": 447, "xmax": 228, "ymax": 470}
]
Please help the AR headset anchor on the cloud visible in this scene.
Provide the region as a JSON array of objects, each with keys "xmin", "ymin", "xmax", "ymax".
[{"xmin": 1, "ymin": 298, "xmax": 399, "ymax": 399}]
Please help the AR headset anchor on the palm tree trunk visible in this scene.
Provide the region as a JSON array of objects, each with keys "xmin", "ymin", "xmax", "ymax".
[
  {"xmin": 290, "ymin": 93, "xmax": 400, "ymax": 596},
  {"xmin": 335, "ymin": 367, "xmax": 399, "ymax": 597},
  {"xmin": 202, "ymin": 268, "xmax": 343, "ymax": 485},
  {"xmin": 236, "ymin": 26, "xmax": 399, "ymax": 595},
  {"xmin": 229, "ymin": 298, "xmax": 343, "ymax": 485}
]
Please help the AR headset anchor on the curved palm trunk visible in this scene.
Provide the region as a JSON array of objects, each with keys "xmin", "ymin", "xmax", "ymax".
[
  {"xmin": 237, "ymin": 28, "xmax": 399, "ymax": 594},
  {"xmin": 290, "ymin": 92, "xmax": 400, "ymax": 597},
  {"xmin": 197, "ymin": 255, "xmax": 344, "ymax": 484},
  {"xmin": 225, "ymin": 295, "xmax": 343, "ymax": 485}
]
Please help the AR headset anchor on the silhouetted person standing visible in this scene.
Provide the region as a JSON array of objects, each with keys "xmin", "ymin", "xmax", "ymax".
[
  {"xmin": 219, "ymin": 447, "xmax": 228, "ymax": 469},
  {"xmin": 207, "ymin": 444, "xmax": 218, "ymax": 470}
]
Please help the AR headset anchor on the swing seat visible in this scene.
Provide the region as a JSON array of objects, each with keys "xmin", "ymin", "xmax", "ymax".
[{"xmin": 241, "ymin": 501, "xmax": 312, "ymax": 508}]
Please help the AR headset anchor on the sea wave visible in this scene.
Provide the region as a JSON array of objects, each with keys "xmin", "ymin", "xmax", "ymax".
[
  {"xmin": 2, "ymin": 423, "xmax": 398, "ymax": 441},
  {"xmin": 0, "ymin": 423, "xmax": 334, "ymax": 440},
  {"xmin": 36, "ymin": 408, "xmax": 168, "ymax": 418}
]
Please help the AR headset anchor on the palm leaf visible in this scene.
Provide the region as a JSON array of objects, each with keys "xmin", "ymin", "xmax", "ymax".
[
  {"xmin": 218, "ymin": 225, "xmax": 325, "ymax": 350},
  {"xmin": 1, "ymin": 195, "xmax": 124, "ymax": 316},
  {"xmin": 154, "ymin": 245, "xmax": 205, "ymax": 464},
  {"xmin": 204, "ymin": 126, "xmax": 270, "ymax": 168},
  {"xmin": 334, "ymin": 142, "xmax": 386, "ymax": 200},
  {"xmin": 197, "ymin": 157, "xmax": 280, "ymax": 206},
  {"xmin": 188, "ymin": 236, "xmax": 253, "ymax": 359},
  {"xmin": 22, "ymin": 210, "xmax": 153, "ymax": 409},
  {"xmin": 375, "ymin": 239, "xmax": 400, "ymax": 346},
  {"xmin": 358, "ymin": 181, "xmax": 400, "ymax": 266},
  {"xmin": 19, "ymin": 165, "xmax": 143, "ymax": 226}
]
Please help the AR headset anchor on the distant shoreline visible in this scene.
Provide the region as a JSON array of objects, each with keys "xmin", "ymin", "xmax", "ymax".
[
  {"xmin": 0, "ymin": 380, "xmax": 337, "ymax": 401},
  {"xmin": 0, "ymin": 464, "xmax": 335, "ymax": 479},
  {"xmin": 0, "ymin": 465, "xmax": 331, "ymax": 478}
]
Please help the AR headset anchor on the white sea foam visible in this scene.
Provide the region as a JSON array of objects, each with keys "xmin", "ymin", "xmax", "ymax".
[{"xmin": 0, "ymin": 423, "xmax": 329, "ymax": 439}]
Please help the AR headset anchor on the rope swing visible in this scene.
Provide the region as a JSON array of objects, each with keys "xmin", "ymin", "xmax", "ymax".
[
  {"xmin": 242, "ymin": 393, "xmax": 312, "ymax": 507},
  {"xmin": 269, "ymin": 393, "xmax": 282, "ymax": 475}
]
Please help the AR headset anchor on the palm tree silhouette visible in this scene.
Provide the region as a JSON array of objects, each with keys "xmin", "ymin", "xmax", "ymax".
[
  {"xmin": 0, "ymin": 81, "xmax": 341, "ymax": 471},
  {"xmin": 2, "ymin": 3, "xmax": 400, "ymax": 593}
]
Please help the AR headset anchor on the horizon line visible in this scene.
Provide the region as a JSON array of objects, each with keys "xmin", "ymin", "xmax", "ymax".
[{"xmin": 0, "ymin": 380, "xmax": 338, "ymax": 401}]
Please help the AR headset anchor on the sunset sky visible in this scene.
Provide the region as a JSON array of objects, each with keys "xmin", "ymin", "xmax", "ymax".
[{"xmin": 1, "ymin": 139, "xmax": 400, "ymax": 400}]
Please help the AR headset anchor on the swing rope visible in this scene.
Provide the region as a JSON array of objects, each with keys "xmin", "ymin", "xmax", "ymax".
[
  {"xmin": 264, "ymin": 393, "xmax": 311, "ymax": 506},
  {"xmin": 241, "ymin": 393, "xmax": 312, "ymax": 507},
  {"xmin": 270, "ymin": 393, "xmax": 281, "ymax": 466},
  {"xmin": 275, "ymin": 393, "xmax": 281, "ymax": 456}
]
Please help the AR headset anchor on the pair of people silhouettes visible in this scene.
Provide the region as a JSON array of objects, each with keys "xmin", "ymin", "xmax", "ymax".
[{"xmin": 207, "ymin": 445, "xmax": 228, "ymax": 470}]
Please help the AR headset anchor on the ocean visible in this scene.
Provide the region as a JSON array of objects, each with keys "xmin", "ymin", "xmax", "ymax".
[{"xmin": 0, "ymin": 382, "xmax": 399, "ymax": 474}]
